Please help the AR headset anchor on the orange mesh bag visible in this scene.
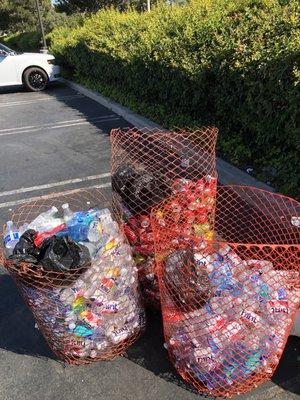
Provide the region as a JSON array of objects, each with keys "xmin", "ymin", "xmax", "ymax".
[
  {"xmin": 1, "ymin": 188, "xmax": 145, "ymax": 365},
  {"xmin": 151, "ymin": 185, "xmax": 300, "ymax": 397},
  {"xmin": 110, "ymin": 127, "xmax": 218, "ymax": 307}
]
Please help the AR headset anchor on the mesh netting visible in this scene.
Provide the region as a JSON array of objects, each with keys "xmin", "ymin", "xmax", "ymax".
[
  {"xmin": 111, "ymin": 127, "xmax": 218, "ymax": 307},
  {"xmin": 151, "ymin": 185, "xmax": 300, "ymax": 397},
  {"xmin": 2, "ymin": 188, "xmax": 145, "ymax": 364}
]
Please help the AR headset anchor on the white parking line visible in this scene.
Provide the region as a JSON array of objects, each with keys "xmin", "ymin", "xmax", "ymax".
[
  {"xmin": 0, "ymin": 115, "xmax": 117, "ymax": 133},
  {"xmin": 0, "ymin": 173, "xmax": 111, "ymax": 198},
  {"xmin": 0, "ymin": 182, "xmax": 112, "ymax": 209},
  {"xmin": 0, "ymin": 94, "xmax": 84, "ymax": 108},
  {"xmin": 0, "ymin": 116, "xmax": 120, "ymax": 137}
]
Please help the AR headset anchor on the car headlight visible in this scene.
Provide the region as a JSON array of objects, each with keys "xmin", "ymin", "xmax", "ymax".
[{"xmin": 47, "ymin": 59, "xmax": 55, "ymax": 65}]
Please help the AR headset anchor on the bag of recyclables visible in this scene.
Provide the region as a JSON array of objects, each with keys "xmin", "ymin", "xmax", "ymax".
[{"xmin": 2, "ymin": 188, "xmax": 145, "ymax": 364}]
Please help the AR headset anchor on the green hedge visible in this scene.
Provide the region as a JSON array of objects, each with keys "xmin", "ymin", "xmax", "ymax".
[
  {"xmin": 1, "ymin": 31, "xmax": 42, "ymax": 52},
  {"xmin": 49, "ymin": 0, "xmax": 300, "ymax": 198}
]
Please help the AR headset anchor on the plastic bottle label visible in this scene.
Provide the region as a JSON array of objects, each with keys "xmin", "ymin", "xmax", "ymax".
[
  {"xmin": 101, "ymin": 301, "xmax": 119, "ymax": 314},
  {"xmin": 99, "ymin": 278, "xmax": 115, "ymax": 293},
  {"xmin": 4, "ymin": 235, "xmax": 11, "ymax": 244},
  {"xmin": 110, "ymin": 325, "xmax": 130, "ymax": 343},
  {"xmin": 267, "ymin": 300, "xmax": 289, "ymax": 314},
  {"xmin": 4, "ymin": 232, "xmax": 19, "ymax": 244},
  {"xmin": 240, "ymin": 309, "xmax": 260, "ymax": 325}
]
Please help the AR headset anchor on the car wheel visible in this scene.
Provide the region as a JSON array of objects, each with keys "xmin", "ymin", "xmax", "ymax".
[{"xmin": 23, "ymin": 67, "xmax": 48, "ymax": 91}]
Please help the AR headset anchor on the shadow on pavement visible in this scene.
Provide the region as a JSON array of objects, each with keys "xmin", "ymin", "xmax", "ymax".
[
  {"xmin": 0, "ymin": 85, "xmax": 25, "ymax": 94},
  {"xmin": 271, "ymin": 335, "xmax": 300, "ymax": 395},
  {"xmin": 125, "ymin": 308, "xmax": 200, "ymax": 396},
  {"xmin": 0, "ymin": 271, "xmax": 55, "ymax": 360},
  {"xmin": 0, "ymin": 81, "xmax": 131, "ymax": 137}
]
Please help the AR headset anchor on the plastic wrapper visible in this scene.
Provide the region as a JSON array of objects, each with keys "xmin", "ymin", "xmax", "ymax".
[
  {"xmin": 111, "ymin": 127, "xmax": 218, "ymax": 307},
  {"xmin": 151, "ymin": 185, "xmax": 300, "ymax": 397},
  {"xmin": 2, "ymin": 188, "xmax": 145, "ymax": 364}
]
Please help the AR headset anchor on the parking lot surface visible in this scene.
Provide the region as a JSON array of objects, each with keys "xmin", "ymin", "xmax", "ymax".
[{"xmin": 0, "ymin": 83, "xmax": 299, "ymax": 400}]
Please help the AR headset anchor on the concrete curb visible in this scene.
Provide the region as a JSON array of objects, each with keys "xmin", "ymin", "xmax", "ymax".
[{"xmin": 62, "ymin": 78, "xmax": 274, "ymax": 191}]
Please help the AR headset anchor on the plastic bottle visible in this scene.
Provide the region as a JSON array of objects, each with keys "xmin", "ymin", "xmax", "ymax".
[
  {"xmin": 79, "ymin": 241, "xmax": 97, "ymax": 258},
  {"xmin": 28, "ymin": 206, "xmax": 63, "ymax": 232},
  {"xmin": 67, "ymin": 208, "xmax": 103, "ymax": 242},
  {"xmin": 97, "ymin": 208, "xmax": 111, "ymax": 221},
  {"xmin": 67, "ymin": 212, "xmax": 89, "ymax": 242},
  {"xmin": 4, "ymin": 221, "xmax": 20, "ymax": 256},
  {"xmin": 19, "ymin": 223, "xmax": 29, "ymax": 236},
  {"xmin": 87, "ymin": 220, "xmax": 102, "ymax": 243},
  {"xmin": 62, "ymin": 203, "xmax": 74, "ymax": 222}
]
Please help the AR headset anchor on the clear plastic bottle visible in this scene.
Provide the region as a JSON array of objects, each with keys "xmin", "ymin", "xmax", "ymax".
[
  {"xmin": 28, "ymin": 206, "xmax": 63, "ymax": 232},
  {"xmin": 87, "ymin": 220, "xmax": 102, "ymax": 243},
  {"xmin": 4, "ymin": 221, "xmax": 20, "ymax": 256},
  {"xmin": 19, "ymin": 223, "xmax": 29, "ymax": 236},
  {"xmin": 62, "ymin": 203, "xmax": 74, "ymax": 222}
]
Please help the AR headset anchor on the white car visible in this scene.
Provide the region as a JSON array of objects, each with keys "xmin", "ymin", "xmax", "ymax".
[{"xmin": 0, "ymin": 43, "xmax": 60, "ymax": 91}]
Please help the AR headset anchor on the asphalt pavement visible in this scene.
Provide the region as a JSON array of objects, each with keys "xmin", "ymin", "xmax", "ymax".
[{"xmin": 0, "ymin": 82, "xmax": 299, "ymax": 400}]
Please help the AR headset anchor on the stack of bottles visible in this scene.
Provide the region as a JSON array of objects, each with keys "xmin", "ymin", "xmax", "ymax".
[
  {"xmin": 3, "ymin": 202, "xmax": 145, "ymax": 363},
  {"xmin": 110, "ymin": 126, "xmax": 218, "ymax": 308},
  {"xmin": 151, "ymin": 184, "xmax": 300, "ymax": 397},
  {"xmin": 164, "ymin": 244, "xmax": 300, "ymax": 393},
  {"xmin": 116, "ymin": 174, "xmax": 217, "ymax": 308}
]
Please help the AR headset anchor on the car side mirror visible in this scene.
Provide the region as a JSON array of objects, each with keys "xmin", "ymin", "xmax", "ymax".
[{"xmin": 0, "ymin": 49, "xmax": 8, "ymax": 56}]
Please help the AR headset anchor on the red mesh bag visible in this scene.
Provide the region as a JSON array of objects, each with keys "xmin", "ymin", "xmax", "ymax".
[
  {"xmin": 151, "ymin": 185, "xmax": 300, "ymax": 397},
  {"xmin": 110, "ymin": 127, "xmax": 218, "ymax": 307},
  {"xmin": 1, "ymin": 188, "xmax": 145, "ymax": 364}
]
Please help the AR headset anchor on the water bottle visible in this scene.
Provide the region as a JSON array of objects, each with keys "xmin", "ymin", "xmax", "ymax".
[
  {"xmin": 4, "ymin": 221, "xmax": 20, "ymax": 256},
  {"xmin": 28, "ymin": 206, "xmax": 63, "ymax": 232},
  {"xmin": 62, "ymin": 203, "xmax": 74, "ymax": 222},
  {"xmin": 67, "ymin": 208, "xmax": 102, "ymax": 242},
  {"xmin": 67, "ymin": 212, "xmax": 89, "ymax": 241},
  {"xmin": 19, "ymin": 223, "xmax": 29, "ymax": 236},
  {"xmin": 98, "ymin": 208, "xmax": 112, "ymax": 223},
  {"xmin": 87, "ymin": 220, "xmax": 102, "ymax": 243}
]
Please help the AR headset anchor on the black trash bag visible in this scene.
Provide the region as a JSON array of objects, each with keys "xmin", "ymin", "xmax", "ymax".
[
  {"xmin": 40, "ymin": 235, "xmax": 91, "ymax": 273},
  {"xmin": 112, "ymin": 164, "xmax": 171, "ymax": 214},
  {"xmin": 164, "ymin": 248, "xmax": 211, "ymax": 312},
  {"xmin": 11, "ymin": 229, "xmax": 40, "ymax": 263}
]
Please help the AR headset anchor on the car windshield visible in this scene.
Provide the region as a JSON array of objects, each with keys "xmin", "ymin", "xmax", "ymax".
[{"xmin": 0, "ymin": 43, "xmax": 16, "ymax": 55}]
